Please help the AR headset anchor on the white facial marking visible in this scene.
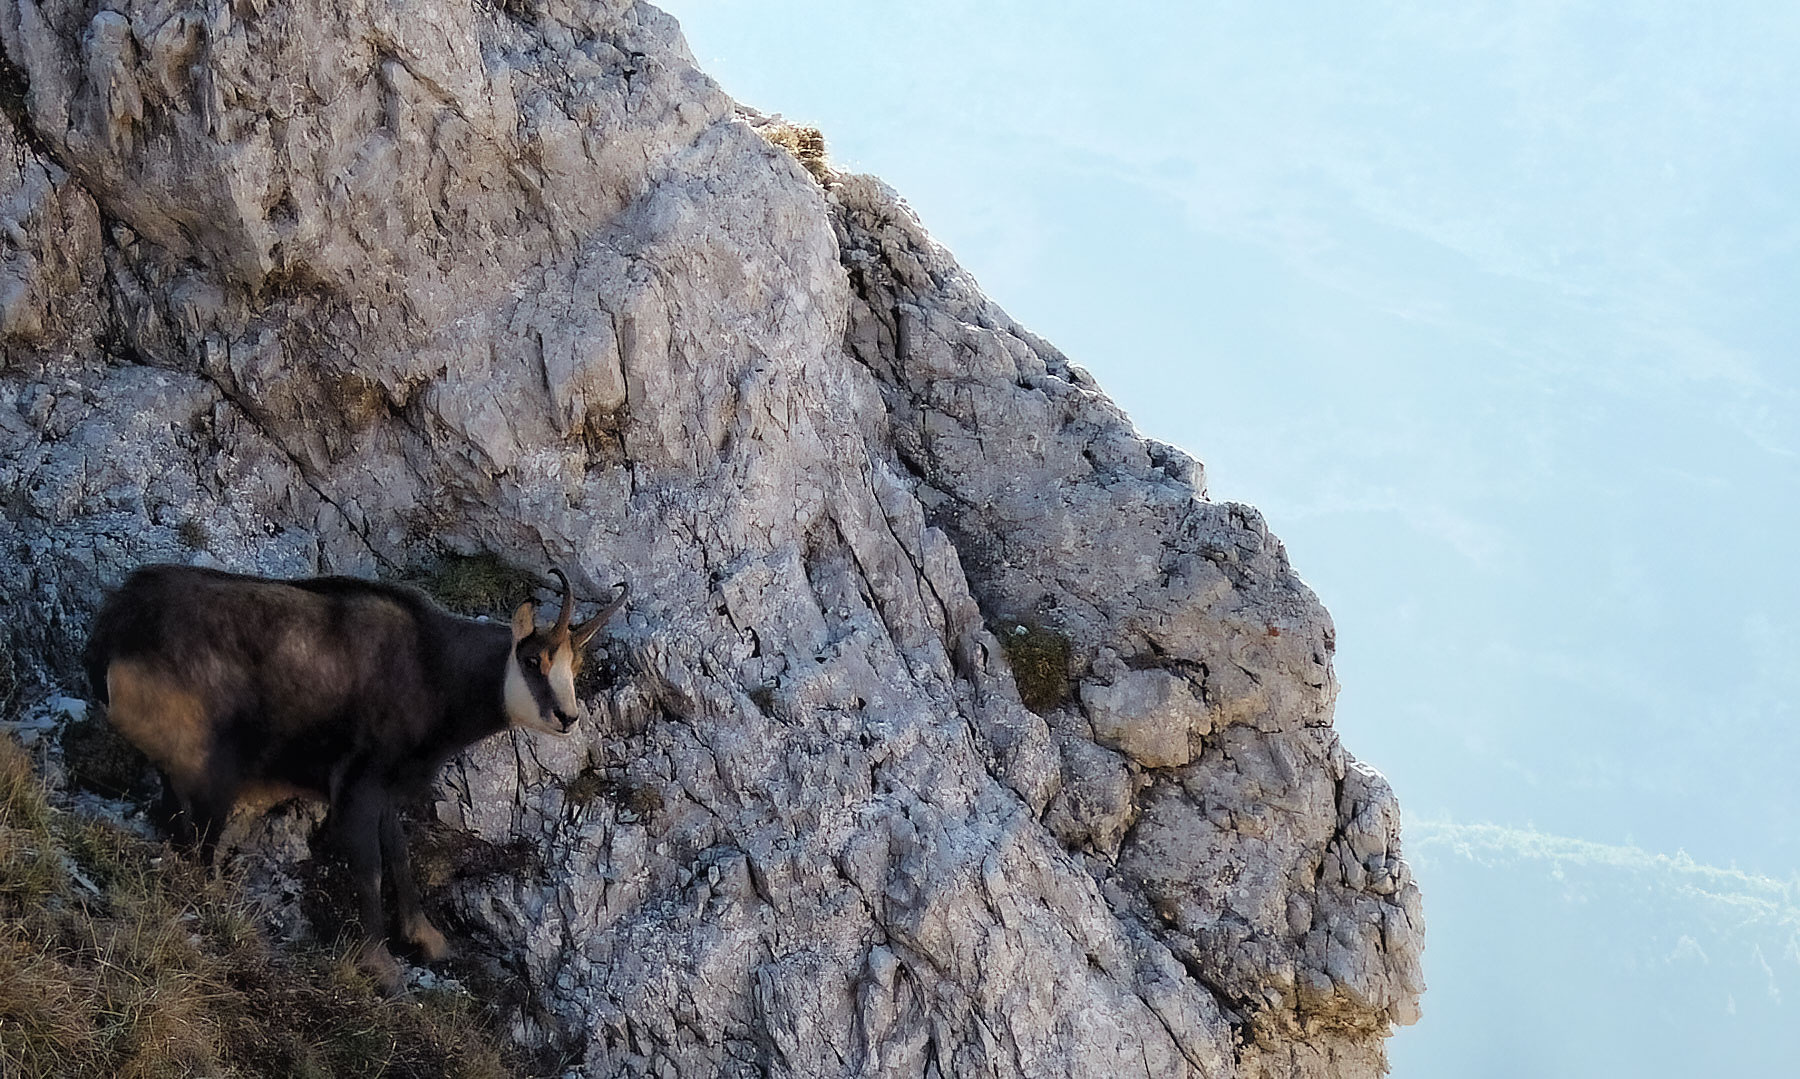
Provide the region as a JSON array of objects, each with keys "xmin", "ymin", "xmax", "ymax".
[
  {"xmin": 503, "ymin": 650, "xmax": 556, "ymax": 734},
  {"xmin": 549, "ymin": 647, "xmax": 582, "ymax": 720}
]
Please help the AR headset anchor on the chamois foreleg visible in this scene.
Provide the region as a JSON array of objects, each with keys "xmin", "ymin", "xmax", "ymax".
[
  {"xmin": 333, "ymin": 777, "xmax": 404, "ymax": 993},
  {"xmin": 380, "ymin": 804, "xmax": 447, "ymax": 961},
  {"xmin": 190, "ymin": 797, "xmax": 231, "ymax": 866},
  {"xmin": 150, "ymin": 781, "xmax": 189, "ymax": 843},
  {"xmin": 157, "ymin": 775, "xmax": 231, "ymax": 865}
]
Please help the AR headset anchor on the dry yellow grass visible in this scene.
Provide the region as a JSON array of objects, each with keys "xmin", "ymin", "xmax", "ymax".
[
  {"xmin": 0, "ymin": 735, "xmax": 514, "ymax": 1079},
  {"xmin": 759, "ymin": 122, "xmax": 832, "ymax": 182}
]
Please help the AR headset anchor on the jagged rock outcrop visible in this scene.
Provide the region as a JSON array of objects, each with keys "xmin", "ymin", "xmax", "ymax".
[{"xmin": 0, "ymin": 1, "xmax": 1423, "ymax": 1076}]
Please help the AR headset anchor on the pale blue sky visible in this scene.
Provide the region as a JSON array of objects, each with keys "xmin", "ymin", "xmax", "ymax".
[{"xmin": 660, "ymin": 2, "xmax": 1800, "ymax": 1071}]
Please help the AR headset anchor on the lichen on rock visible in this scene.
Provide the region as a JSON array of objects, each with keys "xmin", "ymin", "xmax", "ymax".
[{"xmin": 0, "ymin": 2, "xmax": 1422, "ymax": 1075}]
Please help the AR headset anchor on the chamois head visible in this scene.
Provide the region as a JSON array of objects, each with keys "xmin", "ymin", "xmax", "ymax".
[{"xmin": 503, "ymin": 568, "xmax": 628, "ymax": 735}]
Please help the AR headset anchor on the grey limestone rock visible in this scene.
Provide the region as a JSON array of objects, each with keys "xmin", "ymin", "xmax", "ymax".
[{"xmin": 0, "ymin": 1, "xmax": 1422, "ymax": 1075}]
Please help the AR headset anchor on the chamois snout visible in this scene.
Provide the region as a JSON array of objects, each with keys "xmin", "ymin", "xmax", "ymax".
[{"xmin": 503, "ymin": 570, "xmax": 628, "ymax": 735}]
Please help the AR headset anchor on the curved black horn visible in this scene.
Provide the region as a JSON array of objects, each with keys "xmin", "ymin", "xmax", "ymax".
[
  {"xmin": 548, "ymin": 567, "xmax": 575, "ymax": 637},
  {"xmin": 571, "ymin": 580, "xmax": 630, "ymax": 647},
  {"xmin": 597, "ymin": 580, "xmax": 629, "ymax": 620}
]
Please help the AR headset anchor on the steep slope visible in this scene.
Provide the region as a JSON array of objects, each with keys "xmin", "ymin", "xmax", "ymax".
[{"xmin": 0, "ymin": 2, "xmax": 1422, "ymax": 1075}]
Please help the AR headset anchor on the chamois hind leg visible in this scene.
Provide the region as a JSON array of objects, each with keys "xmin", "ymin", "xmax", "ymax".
[
  {"xmin": 333, "ymin": 779, "xmax": 404, "ymax": 994},
  {"xmin": 381, "ymin": 805, "xmax": 446, "ymax": 962}
]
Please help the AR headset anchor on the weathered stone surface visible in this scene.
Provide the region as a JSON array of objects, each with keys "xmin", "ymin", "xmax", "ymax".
[
  {"xmin": 1081, "ymin": 667, "xmax": 1210, "ymax": 768},
  {"xmin": 0, "ymin": 2, "xmax": 1422, "ymax": 1075}
]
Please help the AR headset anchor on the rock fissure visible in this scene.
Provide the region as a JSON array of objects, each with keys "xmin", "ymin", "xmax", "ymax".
[{"xmin": 190, "ymin": 360, "xmax": 393, "ymax": 566}]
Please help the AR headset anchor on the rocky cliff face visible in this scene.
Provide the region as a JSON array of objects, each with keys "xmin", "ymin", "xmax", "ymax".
[{"xmin": 0, "ymin": 1, "xmax": 1423, "ymax": 1075}]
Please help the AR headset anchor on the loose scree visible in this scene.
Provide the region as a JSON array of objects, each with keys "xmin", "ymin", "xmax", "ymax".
[{"xmin": 82, "ymin": 563, "xmax": 629, "ymax": 990}]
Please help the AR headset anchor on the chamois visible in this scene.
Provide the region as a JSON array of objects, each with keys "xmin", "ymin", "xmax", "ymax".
[{"xmin": 82, "ymin": 563, "xmax": 628, "ymax": 991}]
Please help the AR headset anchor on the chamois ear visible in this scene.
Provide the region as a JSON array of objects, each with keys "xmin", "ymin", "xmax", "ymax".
[{"xmin": 510, "ymin": 601, "xmax": 535, "ymax": 643}]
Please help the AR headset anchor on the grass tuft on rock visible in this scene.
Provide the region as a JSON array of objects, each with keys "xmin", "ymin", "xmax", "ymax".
[
  {"xmin": 995, "ymin": 621, "xmax": 1072, "ymax": 714},
  {"xmin": 410, "ymin": 553, "xmax": 541, "ymax": 619},
  {"xmin": 177, "ymin": 517, "xmax": 210, "ymax": 551},
  {"xmin": 758, "ymin": 122, "xmax": 831, "ymax": 183},
  {"xmin": 0, "ymin": 735, "xmax": 515, "ymax": 1079}
]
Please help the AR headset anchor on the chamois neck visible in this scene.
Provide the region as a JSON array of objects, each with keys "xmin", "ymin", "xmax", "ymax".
[{"xmin": 440, "ymin": 615, "xmax": 516, "ymax": 748}]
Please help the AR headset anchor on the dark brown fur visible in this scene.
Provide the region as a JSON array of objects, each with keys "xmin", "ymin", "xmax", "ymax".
[{"xmin": 82, "ymin": 564, "xmax": 626, "ymax": 991}]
